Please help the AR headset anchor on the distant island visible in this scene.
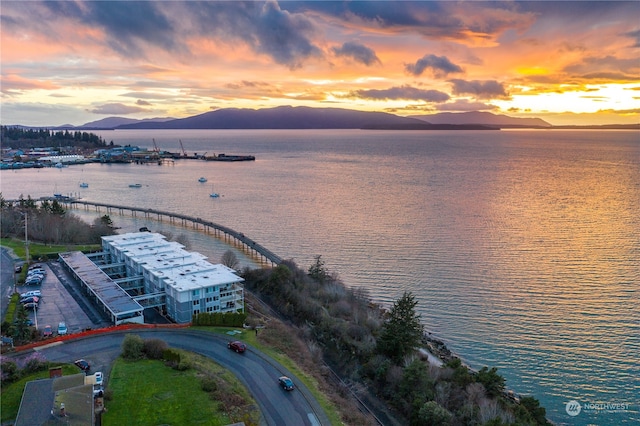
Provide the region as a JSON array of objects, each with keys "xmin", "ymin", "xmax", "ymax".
[{"xmin": 4, "ymin": 106, "xmax": 638, "ymax": 130}]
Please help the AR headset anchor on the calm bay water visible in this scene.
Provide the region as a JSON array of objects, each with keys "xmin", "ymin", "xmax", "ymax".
[{"xmin": 2, "ymin": 129, "xmax": 638, "ymax": 424}]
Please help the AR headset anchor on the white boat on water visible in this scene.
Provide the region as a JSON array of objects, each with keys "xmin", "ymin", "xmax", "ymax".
[
  {"xmin": 210, "ymin": 184, "xmax": 220, "ymax": 198},
  {"xmin": 198, "ymin": 177, "xmax": 207, "ymax": 183},
  {"xmin": 129, "ymin": 183, "xmax": 142, "ymax": 188}
]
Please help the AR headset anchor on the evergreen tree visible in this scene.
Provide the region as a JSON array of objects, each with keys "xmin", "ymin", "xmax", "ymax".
[
  {"xmin": 376, "ymin": 291, "xmax": 424, "ymax": 362},
  {"xmin": 308, "ymin": 254, "xmax": 328, "ymax": 282}
]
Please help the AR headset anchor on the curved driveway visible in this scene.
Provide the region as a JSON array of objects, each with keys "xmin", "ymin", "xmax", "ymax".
[{"xmin": 29, "ymin": 329, "xmax": 329, "ymax": 426}]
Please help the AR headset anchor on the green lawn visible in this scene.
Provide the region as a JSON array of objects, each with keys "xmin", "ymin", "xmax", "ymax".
[
  {"xmin": 103, "ymin": 354, "xmax": 258, "ymax": 426},
  {"xmin": 0, "ymin": 237, "xmax": 100, "ymax": 261}
]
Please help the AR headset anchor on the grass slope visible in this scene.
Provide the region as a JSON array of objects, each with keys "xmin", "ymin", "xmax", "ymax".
[{"xmin": 103, "ymin": 354, "xmax": 257, "ymax": 426}]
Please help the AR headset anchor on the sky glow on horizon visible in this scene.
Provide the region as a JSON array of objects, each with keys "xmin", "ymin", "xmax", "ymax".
[{"xmin": 1, "ymin": 1, "xmax": 638, "ymax": 127}]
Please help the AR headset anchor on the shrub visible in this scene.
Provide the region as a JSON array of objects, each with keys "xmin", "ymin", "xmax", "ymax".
[
  {"xmin": 192, "ymin": 312, "xmax": 248, "ymax": 327},
  {"xmin": 162, "ymin": 348, "xmax": 181, "ymax": 368},
  {"xmin": 21, "ymin": 353, "xmax": 47, "ymax": 374},
  {"xmin": 121, "ymin": 334, "xmax": 144, "ymax": 360},
  {"xmin": 143, "ymin": 338, "xmax": 168, "ymax": 360},
  {"xmin": 201, "ymin": 374, "xmax": 218, "ymax": 392},
  {"xmin": 417, "ymin": 401, "xmax": 452, "ymax": 426},
  {"xmin": 1, "ymin": 360, "xmax": 20, "ymax": 384}
]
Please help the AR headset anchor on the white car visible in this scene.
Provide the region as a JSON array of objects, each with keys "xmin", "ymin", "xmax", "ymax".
[
  {"xmin": 20, "ymin": 290, "xmax": 42, "ymax": 298},
  {"xmin": 94, "ymin": 372, "xmax": 103, "ymax": 386},
  {"xmin": 57, "ymin": 322, "xmax": 68, "ymax": 335}
]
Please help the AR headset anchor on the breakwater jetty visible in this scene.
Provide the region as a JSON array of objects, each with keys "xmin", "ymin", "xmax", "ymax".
[{"xmin": 57, "ymin": 199, "xmax": 282, "ymax": 266}]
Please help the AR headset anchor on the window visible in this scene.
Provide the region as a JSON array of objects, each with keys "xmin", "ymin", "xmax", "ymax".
[
  {"xmin": 193, "ymin": 300, "xmax": 199, "ymax": 306},
  {"xmin": 192, "ymin": 289, "xmax": 200, "ymax": 297},
  {"xmin": 193, "ymin": 309, "xmax": 200, "ymax": 315},
  {"xmin": 206, "ymin": 297, "xmax": 213, "ymax": 303}
]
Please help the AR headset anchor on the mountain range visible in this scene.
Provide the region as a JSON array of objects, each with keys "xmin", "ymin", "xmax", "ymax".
[
  {"xmin": 409, "ymin": 111, "xmax": 551, "ymax": 128},
  {"xmin": 48, "ymin": 106, "xmax": 638, "ymax": 130}
]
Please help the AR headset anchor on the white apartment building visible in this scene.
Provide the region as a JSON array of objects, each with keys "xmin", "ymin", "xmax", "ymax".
[{"xmin": 100, "ymin": 232, "xmax": 244, "ymax": 324}]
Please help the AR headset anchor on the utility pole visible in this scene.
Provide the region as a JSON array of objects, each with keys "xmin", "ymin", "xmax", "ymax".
[{"xmin": 24, "ymin": 211, "xmax": 29, "ymax": 263}]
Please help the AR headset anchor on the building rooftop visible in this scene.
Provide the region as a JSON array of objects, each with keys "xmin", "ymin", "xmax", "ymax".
[
  {"xmin": 59, "ymin": 251, "xmax": 144, "ymax": 317},
  {"xmin": 103, "ymin": 232, "xmax": 243, "ymax": 292}
]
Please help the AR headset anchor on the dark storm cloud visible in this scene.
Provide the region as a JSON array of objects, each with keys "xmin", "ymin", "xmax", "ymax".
[
  {"xmin": 354, "ymin": 86, "xmax": 449, "ymax": 102},
  {"xmin": 284, "ymin": 1, "xmax": 534, "ymax": 41},
  {"xmin": 405, "ymin": 54, "xmax": 463, "ymax": 78},
  {"xmin": 331, "ymin": 42, "xmax": 381, "ymax": 66},
  {"xmin": 449, "ymin": 79, "xmax": 508, "ymax": 99},
  {"xmin": 189, "ymin": 1, "xmax": 322, "ymax": 69},
  {"xmin": 43, "ymin": 1, "xmax": 183, "ymax": 58},
  {"xmin": 6, "ymin": 1, "xmax": 322, "ymax": 69}
]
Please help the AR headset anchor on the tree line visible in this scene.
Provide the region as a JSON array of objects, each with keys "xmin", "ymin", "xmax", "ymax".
[
  {"xmin": 0, "ymin": 194, "xmax": 116, "ymax": 248},
  {"xmin": 1, "ymin": 126, "xmax": 110, "ymax": 149}
]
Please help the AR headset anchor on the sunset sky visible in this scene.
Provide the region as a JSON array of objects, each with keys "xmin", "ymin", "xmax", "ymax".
[{"xmin": 1, "ymin": 1, "xmax": 639, "ymax": 127}]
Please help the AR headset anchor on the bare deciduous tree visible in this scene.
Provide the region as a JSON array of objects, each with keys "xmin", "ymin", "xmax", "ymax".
[{"xmin": 221, "ymin": 250, "xmax": 239, "ymax": 270}]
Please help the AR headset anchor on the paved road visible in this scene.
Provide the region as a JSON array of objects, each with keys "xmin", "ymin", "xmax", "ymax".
[
  {"xmin": 19, "ymin": 329, "xmax": 329, "ymax": 426},
  {"xmin": 1, "ymin": 248, "xmax": 18, "ymax": 320}
]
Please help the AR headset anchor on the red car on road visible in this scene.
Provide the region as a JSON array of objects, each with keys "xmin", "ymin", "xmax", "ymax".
[{"xmin": 227, "ymin": 341, "xmax": 247, "ymax": 353}]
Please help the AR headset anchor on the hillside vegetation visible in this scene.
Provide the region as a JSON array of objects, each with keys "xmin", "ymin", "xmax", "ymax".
[{"xmin": 242, "ymin": 257, "xmax": 551, "ymax": 425}]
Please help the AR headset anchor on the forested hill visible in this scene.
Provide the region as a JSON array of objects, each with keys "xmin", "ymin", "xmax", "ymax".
[{"xmin": 0, "ymin": 126, "xmax": 110, "ymax": 149}]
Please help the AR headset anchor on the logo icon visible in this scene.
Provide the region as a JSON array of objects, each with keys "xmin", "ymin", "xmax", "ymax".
[{"xmin": 566, "ymin": 400, "xmax": 581, "ymax": 416}]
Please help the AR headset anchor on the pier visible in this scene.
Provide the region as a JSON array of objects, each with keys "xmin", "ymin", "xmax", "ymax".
[{"xmin": 58, "ymin": 200, "xmax": 283, "ymax": 266}]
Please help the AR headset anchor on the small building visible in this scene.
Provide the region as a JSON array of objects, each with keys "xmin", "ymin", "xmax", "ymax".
[{"xmin": 15, "ymin": 373, "xmax": 95, "ymax": 426}]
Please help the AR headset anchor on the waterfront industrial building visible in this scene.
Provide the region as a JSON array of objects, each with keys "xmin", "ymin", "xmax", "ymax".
[{"xmin": 59, "ymin": 231, "xmax": 244, "ymax": 325}]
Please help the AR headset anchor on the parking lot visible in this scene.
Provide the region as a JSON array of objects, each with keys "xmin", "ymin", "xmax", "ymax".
[{"xmin": 17, "ymin": 261, "xmax": 112, "ymax": 336}]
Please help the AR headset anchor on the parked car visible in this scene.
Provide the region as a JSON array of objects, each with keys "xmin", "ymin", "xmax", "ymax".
[
  {"xmin": 14, "ymin": 264, "xmax": 23, "ymax": 273},
  {"xmin": 278, "ymin": 376, "xmax": 294, "ymax": 391},
  {"xmin": 227, "ymin": 340, "xmax": 247, "ymax": 353},
  {"xmin": 19, "ymin": 296, "xmax": 39, "ymax": 304},
  {"xmin": 43, "ymin": 325, "xmax": 53, "ymax": 337},
  {"xmin": 26, "ymin": 271, "xmax": 45, "ymax": 280},
  {"xmin": 25, "ymin": 276, "xmax": 43, "ymax": 286},
  {"xmin": 27, "ymin": 265, "xmax": 45, "ymax": 272},
  {"xmin": 74, "ymin": 359, "xmax": 90, "ymax": 372},
  {"xmin": 20, "ymin": 290, "xmax": 41, "ymax": 298},
  {"xmin": 57, "ymin": 322, "xmax": 68, "ymax": 335},
  {"xmin": 93, "ymin": 385, "xmax": 104, "ymax": 398},
  {"xmin": 94, "ymin": 372, "xmax": 103, "ymax": 386}
]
